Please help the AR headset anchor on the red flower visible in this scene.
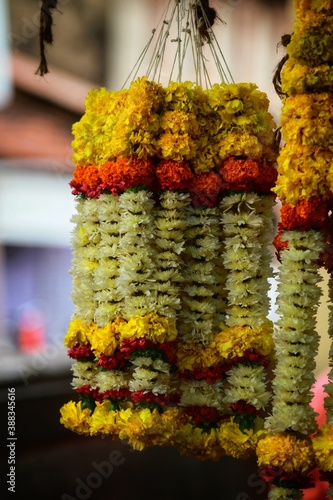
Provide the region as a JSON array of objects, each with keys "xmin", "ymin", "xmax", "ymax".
[
  {"xmin": 130, "ymin": 391, "xmax": 180, "ymax": 406},
  {"xmin": 231, "ymin": 350, "xmax": 271, "ymax": 368},
  {"xmin": 279, "ymin": 197, "xmax": 328, "ymax": 231},
  {"xmin": 119, "ymin": 338, "xmax": 155, "ymax": 358},
  {"xmin": 184, "ymin": 405, "xmax": 221, "ymax": 424},
  {"xmin": 218, "ymin": 157, "xmax": 277, "ymax": 193},
  {"xmin": 230, "ymin": 400, "xmax": 258, "ymax": 415},
  {"xmin": 101, "ymin": 388, "xmax": 131, "ymax": 400},
  {"xmin": 97, "ymin": 352, "xmax": 128, "ymax": 369},
  {"xmin": 68, "ymin": 343, "xmax": 94, "ymax": 360},
  {"xmin": 260, "ymin": 467, "xmax": 314, "ymax": 489},
  {"xmin": 76, "ymin": 385, "xmax": 102, "ymax": 402},
  {"xmin": 179, "ymin": 365, "xmax": 228, "ymax": 383},
  {"xmin": 156, "ymin": 160, "xmax": 194, "ymax": 190},
  {"xmin": 159, "ymin": 341, "xmax": 178, "ymax": 365},
  {"xmin": 189, "ymin": 171, "xmax": 224, "ymax": 207}
]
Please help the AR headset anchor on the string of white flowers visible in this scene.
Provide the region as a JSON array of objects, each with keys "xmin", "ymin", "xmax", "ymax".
[
  {"xmin": 221, "ymin": 192, "xmax": 273, "ymax": 329},
  {"xmin": 153, "ymin": 190, "xmax": 190, "ymax": 318},
  {"xmin": 129, "ymin": 356, "xmax": 175, "ymax": 396},
  {"xmin": 116, "ymin": 189, "xmax": 157, "ymax": 319},
  {"xmin": 323, "ymin": 274, "xmax": 333, "ymax": 425},
  {"xmin": 268, "ymin": 487, "xmax": 303, "ymax": 500},
  {"xmin": 256, "ymin": 194, "xmax": 276, "ymax": 317},
  {"xmin": 93, "ymin": 193, "xmax": 122, "ymax": 326},
  {"xmin": 179, "ymin": 379, "xmax": 226, "ymax": 410},
  {"xmin": 223, "ymin": 364, "xmax": 270, "ymax": 411},
  {"xmin": 95, "ymin": 370, "xmax": 130, "ymax": 394},
  {"xmin": 70, "ymin": 198, "xmax": 99, "ymax": 322},
  {"xmin": 220, "ymin": 193, "xmax": 274, "ymax": 412},
  {"xmin": 71, "ymin": 361, "xmax": 97, "ymax": 391},
  {"xmin": 178, "ymin": 204, "xmax": 226, "ymax": 343},
  {"xmin": 265, "ymin": 229, "xmax": 325, "ymax": 436}
]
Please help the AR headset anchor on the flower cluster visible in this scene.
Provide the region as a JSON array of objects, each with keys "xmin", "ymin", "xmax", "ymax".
[{"xmin": 60, "ymin": 73, "xmax": 279, "ymax": 462}]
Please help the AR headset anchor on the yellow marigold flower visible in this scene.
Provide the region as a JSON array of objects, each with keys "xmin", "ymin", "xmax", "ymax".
[
  {"xmin": 64, "ymin": 318, "xmax": 90, "ymax": 348},
  {"xmin": 295, "ymin": 0, "xmax": 333, "ymax": 18},
  {"xmin": 86, "ymin": 318, "xmax": 125, "ymax": 357},
  {"xmin": 217, "ymin": 419, "xmax": 265, "ymax": 459},
  {"xmin": 89, "ymin": 401, "xmax": 118, "ymax": 437},
  {"xmin": 282, "ymin": 58, "xmax": 333, "ymax": 95},
  {"xmin": 218, "ymin": 132, "xmax": 264, "ymax": 162},
  {"xmin": 59, "ymin": 401, "xmax": 91, "ymax": 435},
  {"xmin": 115, "ymin": 408, "xmax": 161, "ymax": 451},
  {"xmin": 281, "ymin": 93, "xmax": 333, "ymax": 122},
  {"xmin": 72, "ymin": 88, "xmax": 128, "ymax": 166},
  {"xmin": 312, "ymin": 424, "xmax": 333, "ymax": 471},
  {"xmin": 213, "ymin": 321, "xmax": 273, "ymax": 359},
  {"xmin": 119, "ymin": 313, "xmax": 177, "ymax": 343},
  {"xmin": 256, "ymin": 433, "xmax": 315, "ymax": 473},
  {"xmin": 164, "ymin": 80, "xmax": 195, "ymax": 111},
  {"xmin": 176, "ymin": 341, "xmax": 221, "ymax": 371},
  {"xmin": 175, "ymin": 423, "xmax": 223, "ymax": 461},
  {"xmin": 274, "ymin": 144, "xmax": 332, "ymax": 205}
]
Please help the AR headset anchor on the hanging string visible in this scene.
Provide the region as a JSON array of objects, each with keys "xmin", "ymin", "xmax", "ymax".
[
  {"xmin": 123, "ymin": 0, "xmax": 233, "ymax": 88},
  {"xmin": 272, "ymin": 33, "xmax": 291, "ymax": 99},
  {"xmin": 35, "ymin": 0, "xmax": 59, "ymax": 76}
]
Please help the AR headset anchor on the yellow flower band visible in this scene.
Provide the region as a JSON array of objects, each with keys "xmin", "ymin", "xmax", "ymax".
[
  {"xmin": 64, "ymin": 317, "xmax": 125, "ymax": 357},
  {"xmin": 256, "ymin": 433, "xmax": 315, "ymax": 474},
  {"xmin": 282, "ymin": 58, "xmax": 333, "ymax": 95},
  {"xmin": 313, "ymin": 424, "xmax": 333, "ymax": 472},
  {"xmin": 295, "ymin": 0, "xmax": 333, "ymax": 18},
  {"xmin": 287, "ymin": 25, "xmax": 333, "ymax": 66},
  {"xmin": 119, "ymin": 313, "xmax": 178, "ymax": 343},
  {"xmin": 213, "ymin": 322, "xmax": 274, "ymax": 360},
  {"xmin": 176, "ymin": 322, "xmax": 273, "ymax": 372},
  {"xmin": 71, "ymin": 77, "xmax": 277, "ymax": 171},
  {"xmin": 60, "ymin": 400, "xmax": 266, "ymax": 461},
  {"xmin": 273, "ymin": 144, "xmax": 333, "ymax": 205}
]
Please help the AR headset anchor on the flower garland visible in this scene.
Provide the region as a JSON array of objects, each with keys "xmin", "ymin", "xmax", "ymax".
[
  {"xmin": 60, "ymin": 72, "xmax": 278, "ymax": 461},
  {"xmin": 258, "ymin": 0, "xmax": 333, "ymax": 497}
]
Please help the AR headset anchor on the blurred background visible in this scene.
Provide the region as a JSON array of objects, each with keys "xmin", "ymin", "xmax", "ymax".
[{"xmin": 0, "ymin": 0, "xmax": 329, "ymax": 499}]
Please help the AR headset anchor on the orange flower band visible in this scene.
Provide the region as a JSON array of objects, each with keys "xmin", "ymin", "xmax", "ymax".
[{"xmin": 70, "ymin": 157, "xmax": 277, "ymax": 206}]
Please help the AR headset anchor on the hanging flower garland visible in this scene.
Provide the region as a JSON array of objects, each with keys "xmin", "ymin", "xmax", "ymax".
[
  {"xmin": 258, "ymin": 0, "xmax": 333, "ymax": 498},
  {"xmin": 60, "ymin": 0, "xmax": 279, "ymax": 463},
  {"xmin": 60, "ymin": 74, "xmax": 278, "ymax": 461}
]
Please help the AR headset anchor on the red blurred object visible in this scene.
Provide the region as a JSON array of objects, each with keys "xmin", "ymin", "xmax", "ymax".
[{"xmin": 17, "ymin": 306, "xmax": 46, "ymax": 353}]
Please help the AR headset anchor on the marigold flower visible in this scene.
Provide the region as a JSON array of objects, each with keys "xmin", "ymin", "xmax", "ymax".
[
  {"xmin": 119, "ymin": 313, "xmax": 178, "ymax": 343},
  {"xmin": 313, "ymin": 424, "xmax": 333, "ymax": 471},
  {"xmin": 59, "ymin": 401, "xmax": 92, "ymax": 435},
  {"xmin": 219, "ymin": 157, "xmax": 277, "ymax": 193},
  {"xmin": 189, "ymin": 171, "xmax": 224, "ymax": 207},
  {"xmin": 156, "ymin": 160, "xmax": 194, "ymax": 190},
  {"xmin": 279, "ymin": 197, "xmax": 328, "ymax": 231},
  {"xmin": 218, "ymin": 419, "xmax": 264, "ymax": 459},
  {"xmin": 256, "ymin": 433, "xmax": 315, "ymax": 474},
  {"xmin": 70, "ymin": 165, "xmax": 103, "ymax": 198},
  {"xmin": 99, "ymin": 157, "xmax": 155, "ymax": 194}
]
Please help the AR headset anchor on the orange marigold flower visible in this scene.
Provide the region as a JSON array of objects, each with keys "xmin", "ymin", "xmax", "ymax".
[
  {"xmin": 273, "ymin": 229, "xmax": 289, "ymax": 262},
  {"xmin": 279, "ymin": 197, "xmax": 328, "ymax": 231},
  {"xmin": 99, "ymin": 157, "xmax": 156, "ymax": 194},
  {"xmin": 156, "ymin": 160, "xmax": 194, "ymax": 190},
  {"xmin": 219, "ymin": 157, "xmax": 277, "ymax": 193},
  {"xmin": 189, "ymin": 171, "xmax": 224, "ymax": 207},
  {"xmin": 70, "ymin": 165, "xmax": 102, "ymax": 198}
]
